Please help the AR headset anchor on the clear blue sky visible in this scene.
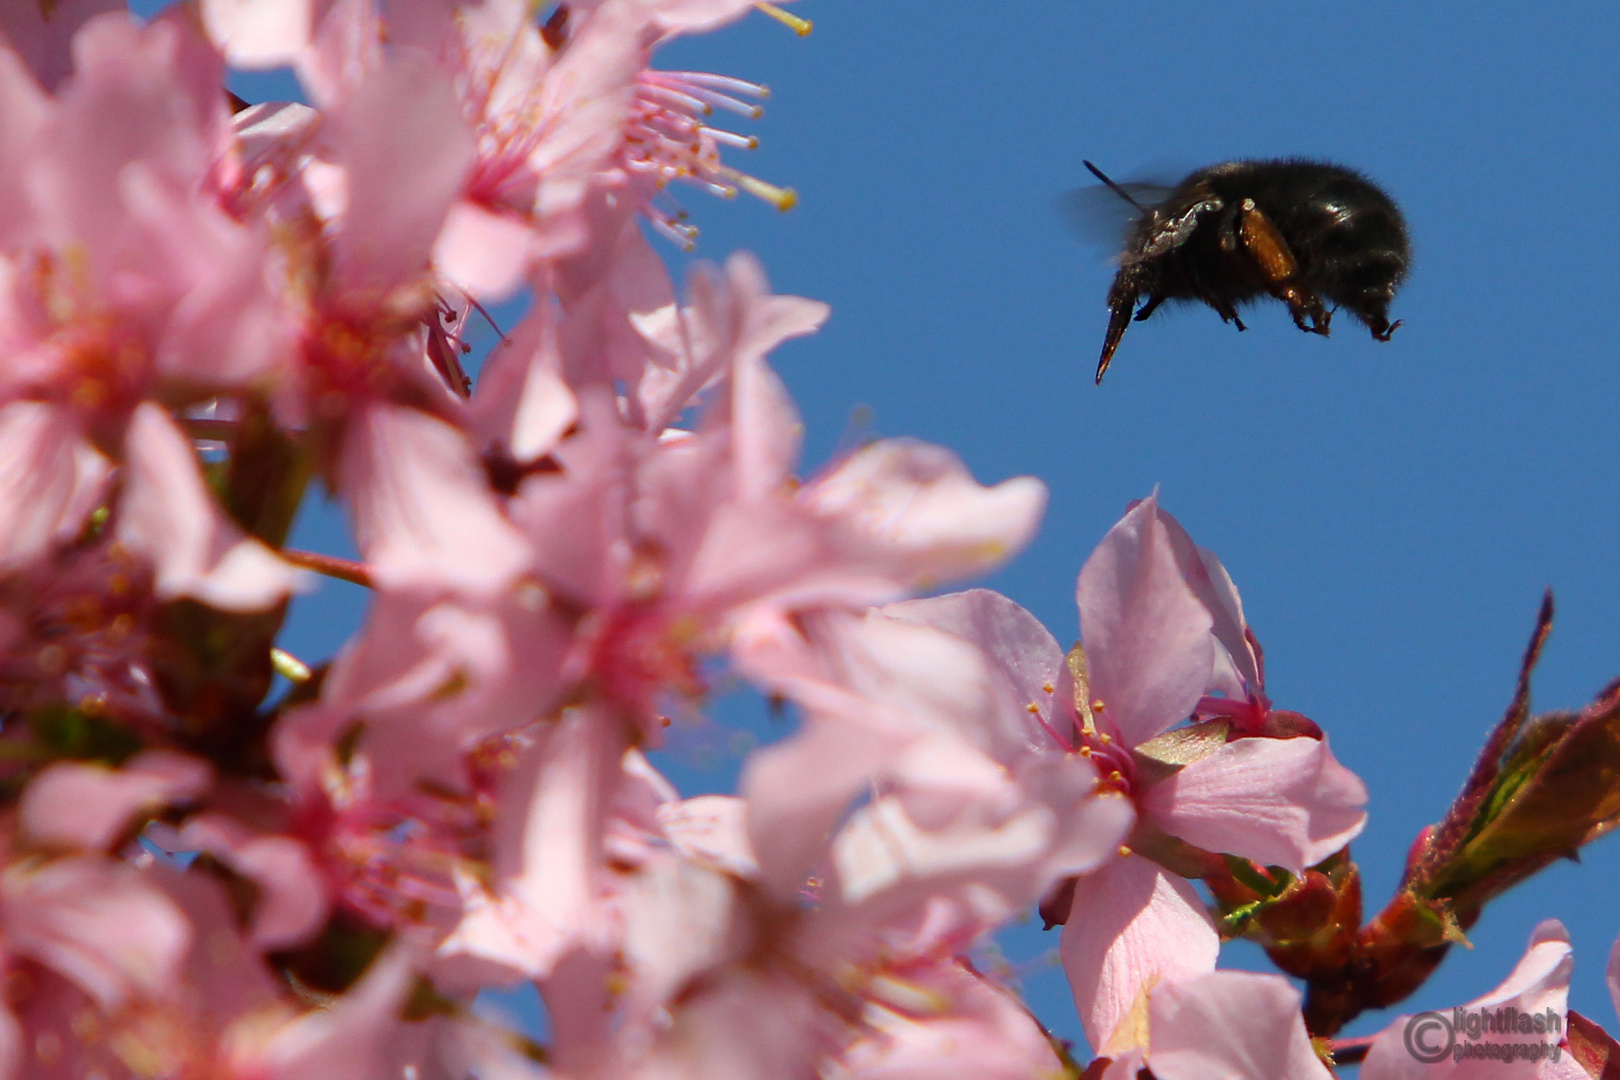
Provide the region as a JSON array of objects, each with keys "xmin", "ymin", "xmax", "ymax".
[{"xmin": 145, "ymin": 0, "xmax": 1620, "ymax": 1058}]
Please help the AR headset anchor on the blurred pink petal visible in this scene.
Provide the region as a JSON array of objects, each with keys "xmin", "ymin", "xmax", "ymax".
[
  {"xmin": 279, "ymin": 584, "xmax": 572, "ymax": 806},
  {"xmin": 4, "ymin": 856, "xmax": 190, "ymax": 1008},
  {"xmin": 257, "ymin": 948, "xmax": 423, "ymax": 1080},
  {"xmin": 638, "ymin": 968, "xmax": 840, "ymax": 1080},
  {"xmin": 1610, "ymin": 932, "xmax": 1620, "ymax": 1030},
  {"xmin": 640, "ymin": 0, "xmax": 781, "ymax": 34},
  {"xmin": 328, "ymin": 53, "xmax": 474, "ymax": 295},
  {"xmin": 744, "ymin": 604, "xmax": 1131, "ymax": 938},
  {"xmin": 1058, "ymin": 854, "xmax": 1218, "ymax": 1053},
  {"xmin": 434, "ymin": 200, "xmax": 541, "ymax": 301},
  {"xmin": 201, "ymin": 0, "xmax": 315, "ymax": 68},
  {"xmin": 117, "ymin": 403, "xmax": 308, "ymax": 611},
  {"xmin": 830, "ymin": 761, "xmax": 1129, "ymax": 932},
  {"xmin": 0, "ymin": 401, "xmax": 108, "ymax": 568},
  {"xmin": 21, "ymin": 750, "xmax": 210, "ymax": 851},
  {"xmin": 640, "ymin": 254, "xmax": 829, "ymax": 435},
  {"xmin": 469, "ymin": 299, "xmax": 579, "ymax": 464},
  {"xmin": 831, "ymin": 962, "xmax": 1065, "ymax": 1080},
  {"xmin": 0, "ymin": 0, "xmax": 120, "ymax": 92},
  {"xmin": 175, "ymin": 816, "xmax": 330, "ymax": 949},
  {"xmin": 0, "ymin": 45, "xmax": 50, "ymax": 242},
  {"xmin": 340, "ymin": 402, "xmax": 531, "ymax": 596},
  {"xmin": 443, "ymin": 706, "xmax": 627, "ymax": 978},
  {"xmin": 28, "ymin": 14, "xmax": 228, "ymax": 280},
  {"xmin": 1139, "ymin": 734, "xmax": 1367, "ymax": 872},
  {"xmin": 1148, "ymin": 970, "xmax": 1333, "ymax": 1080},
  {"xmin": 618, "ymin": 849, "xmax": 750, "ymax": 1023},
  {"xmin": 1361, "ymin": 920, "xmax": 1573, "ymax": 1080},
  {"xmin": 441, "ymin": 0, "xmax": 643, "ymax": 279},
  {"xmin": 803, "ymin": 439, "xmax": 1047, "ymax": 585},
  {"xmin": 658, "ymin": 795, "xmax": 760, "ymax": 878},
  {"xmin": 1076, "ymin": 493, "xmax": 1214, "ymax": 748},
  {"xmin": 741, "ymin": 700, "xmax": 913, "ymax": 901}
]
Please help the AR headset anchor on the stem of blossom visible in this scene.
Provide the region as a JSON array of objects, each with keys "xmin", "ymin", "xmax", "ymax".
[
  {"xmin": 270, "ymin": 648, "xmax": 313, "ymax": 684},
  {"xmin": 221, "ymin": 402, "xmax": 311, "ymax": 550},
  {"xmin": 281, "ymin": 549, "xmax": 374, "ymax": 588}
]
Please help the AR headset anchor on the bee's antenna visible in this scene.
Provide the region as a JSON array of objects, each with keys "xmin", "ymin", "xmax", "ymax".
[{"xmin": 1083, "ymin": 160, "xmax": 1147, "ymax": 213}]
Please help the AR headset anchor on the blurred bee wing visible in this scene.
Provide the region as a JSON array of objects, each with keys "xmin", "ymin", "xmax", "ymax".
[{"xmin": 1059, "ymin": 181, "xmax": 1176, "ymax": 253}]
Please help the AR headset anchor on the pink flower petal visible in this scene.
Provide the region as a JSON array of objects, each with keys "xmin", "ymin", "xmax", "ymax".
[
  {"xmin": 1155, "ymin": 507, "xmax": 1262, "ymax": 696},
  {"xmin": 1148, "ymin": 970, "xmax": 1333, "ymax": 1080},
  {"xmin": 639, "ymin": 969, "xmax": 838, "ymax": 1080},
  {"xmin": 469, "ymin": 300, "xmax": 579, "ymax": 464},
  {"xmin": 0, "ymin": 401, "xmax": 108, "ymax": 568},
  {"xmin": 20, "ymin": 750, "xmax": 211, "ymax": 852},
  {"xmin": 832, "ymin": 961, "xmax": 1066, "ymax": 1080},
  {"xmin": 881, "ymin": 588, "xmax": 1068, "ymax": 753},
  {"xmin": 30, "ymin": 14, "xmax": 227, "ymax": 277},
  {"xmin": 1139, "ymin": 734, "xmax": 1368, "ymax": 872},
  {"xmin": 1058, "ymin": 854, "xmax": 1218, "ymax": 1052},
  {"xmin": 174, "ymin": 816, "xmax": 329, "ymax": 950},
  {"xmin": 340, "ymin": 402, "xmax": 531, "ymax": 596},
  {"xmin": 4, "ymin": 856, "xmax": 191, "ymax": 1008},
  {"xmin": 803, "ymin": 439, "xmax": 1047, "ymax": 585},
  {"xmin": 1361, "ymin": 920, "xmax": 1573, "ymax": 1080},
  {"xmin": 1610, "ymin": 932, "xmax": 1620, "ymax": 1031},
  {"xmin": 1076, "ymin": 493, "xmax": 1214, "ymax": 747},
  {"xmin": 200, "ymin": 0, "xmax": 314, "ymax": 68},
  {"xmin": 658, "ymin": 795, "xmax": 761, "ymax": 879},
  {"xmin": 259, "ymin": 948, "xmax": 421, "ymax": 1080},
  {"xmin": 434, "ymin": 200, "xmax": 538, "ymax": 301},
  {"xmin": 328, "ymin": 53, "xmax": 474, "ymax": 294},
  {"xmin": 117, "ymin": 403, "xmax": 308, "ymax": 611},
  {"xmin": 742, "ymin": 702, "xmax": 913, "ymax": 902},
  {"xmin": 643, "ymin": 253, "xmax": 828, "ymax": 437},
  {"xmin": 0, "ymin": 44, "xmax": 50, "ymax": 243},
  {"xmin": 0, "ymin": 0, "xmax": 121, "ymax": 91},
  {"xmin": 442, "ymin": 706, "xmax": 627, "ymax": 978}
]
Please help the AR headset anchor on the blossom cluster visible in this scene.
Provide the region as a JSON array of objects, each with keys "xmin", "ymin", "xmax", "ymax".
[{"xmin": 0, "ymin": 2, "xmax": 1617, "ymax": 1078}]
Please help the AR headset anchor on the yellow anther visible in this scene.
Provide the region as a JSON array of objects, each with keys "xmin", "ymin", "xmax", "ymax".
[
  {"xmin": 734, "ymin": 173, "xmax": 798, "ymax": 211},
  {"xmin": 271, "ymin": 648, "xmax": 313, "ymax": 684},
  {"xmin": 1118, "ymin": 845, "xmax": 1132, "ymax": 858},
  {"xmin": 754, "ymin": 1, "xmax": 812, "ymax": 35}
]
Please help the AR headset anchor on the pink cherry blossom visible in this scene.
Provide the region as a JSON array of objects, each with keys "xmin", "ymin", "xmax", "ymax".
[
  {"xmin": 1361, "ymin": 920, "xmax": 1574, "ymax": 1080},
  {"xmin": 537, "ymin": 776, "xmax": 1072, "ymax": 1080},
  {"xmin": 19, "ymin": 749, "xmax": 210, "ymax": 852},
  {"xmin": 1047, "ymin": 492, "xmax": 1366, "ymax": 1051},
  {"xmin": 1096, "ymin": 969, "xmax": 1334, "ymax": 1080}
]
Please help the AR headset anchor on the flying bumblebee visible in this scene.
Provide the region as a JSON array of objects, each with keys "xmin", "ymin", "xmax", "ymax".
[{"xmin": 1081, "ymin": 159, "xmax": 1410, "ymax": 383}]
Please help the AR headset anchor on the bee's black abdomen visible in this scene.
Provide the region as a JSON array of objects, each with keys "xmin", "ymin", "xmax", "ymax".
[
  {"xmin": 1234, "ymin": 160, "xmax": 1410, "ymax": 336},
  {"xmin": 1090, "ymin": 157, "xmax": 1410, "ymax": 379}
]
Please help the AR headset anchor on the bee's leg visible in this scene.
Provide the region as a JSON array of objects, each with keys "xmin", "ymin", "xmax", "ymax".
[
  {"xmin": 1132, "ymin": 294, "xmax": 1166, "ymax": 322},
  {"xmin": 1236, "ymin": 199, "xmax": 1330, "ymax": 336},
  {"xmin": 1366, "ymin": 314, "xmax": 1402, "ymax": 341},
  {"xmin": 1206, "ymin": 293, "xmax": 1246, "ymax": 332}
]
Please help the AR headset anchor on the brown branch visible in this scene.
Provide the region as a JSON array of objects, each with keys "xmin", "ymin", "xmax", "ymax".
[{"xmin": 283, "ymin": 548, "xmax": 373, "ymax": 588}]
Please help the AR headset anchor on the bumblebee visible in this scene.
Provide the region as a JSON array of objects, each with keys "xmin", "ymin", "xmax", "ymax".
[{"xmin": 1085, "ymin": 159, "xmax": 1410, "ymax": 383}]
